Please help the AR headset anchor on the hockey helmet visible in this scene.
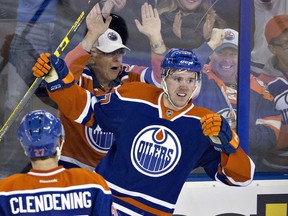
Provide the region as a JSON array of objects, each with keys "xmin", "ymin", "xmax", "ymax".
[
  {"xmin": 17, "ymin": 110, "xmax": 64, "ymax": 158},
  {"xmin": 161, "ymin": 48, "xmax": 202, "ymax": 78}
]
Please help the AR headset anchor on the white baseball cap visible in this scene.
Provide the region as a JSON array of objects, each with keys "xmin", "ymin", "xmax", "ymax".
[
  {"xmin": 96, "ymin": 28, "xmax": 130, "ymax": 53},
  {"xmin": 215, "ymin": 28, "xmax": 238, "ymax": 52}
]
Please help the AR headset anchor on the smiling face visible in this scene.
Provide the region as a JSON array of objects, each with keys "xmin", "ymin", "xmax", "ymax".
[
  {"xmin": 209, "ymin": 47, "xmax": 238, "ymax": 84},
  {"xmin": 89, "ymin": 48, "xmax": 125, "ymax": 87},
  {"xmin": 162, "ymin": 70, "xmax": 198, "ymax": 110}
]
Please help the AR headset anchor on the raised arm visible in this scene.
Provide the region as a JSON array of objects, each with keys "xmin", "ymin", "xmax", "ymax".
[
  {"xmin": 64, "ymin": 4, "xmax": 111, "ymax": 81},
  {"xmin": 135, "ymin": 2, "xmax": 166, "ymax": 55},
  {"xmin": 33, "ymin": 53, "xmax": 98, "ymax": 127}
]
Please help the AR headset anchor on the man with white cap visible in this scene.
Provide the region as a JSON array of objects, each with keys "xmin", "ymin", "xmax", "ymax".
[
  {"xmin": 54, "ymin": 3, "xmax": 165, "ymax": 170},
  {"xmin": 194, "ymin": 28, "xmax": 283, "ymax": 171}
]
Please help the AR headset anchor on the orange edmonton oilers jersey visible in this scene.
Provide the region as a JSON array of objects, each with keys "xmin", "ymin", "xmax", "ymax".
[
  {"xmin": 0, "ymin": 166, "xmax": 116, "ymax": 215},
  {"xmin": 49, "ymin": 81, "xmax": 255, "ymax": 216}
]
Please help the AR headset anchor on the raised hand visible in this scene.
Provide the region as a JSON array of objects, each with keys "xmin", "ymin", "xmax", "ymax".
[
  {"xmin": 135, "ymin": 3, "xmax": 161, "ymax": 38},
  {"xmin": 82, "ymin": 3, "xmax": 112, "ymax": 52},
  {"xmin": 207, "ymin": 28, "xmax": 226, "ymax": 50},
  {"xmin": 203, "ymin": 9, "xmax": 216, "ymax": 40},
  {"xmin": 135, "ymin": 2, "xmax": 165, "ymax": 54},
  {"xmin": 173, "ymin": 11, "xmax": 182, "ymax": 39}
]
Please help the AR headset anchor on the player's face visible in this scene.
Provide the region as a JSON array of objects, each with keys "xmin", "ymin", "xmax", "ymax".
[
  {"xmin": 177, "ymin": 0, "xmax": 202, "ymax": 11},
  {"xmin": 164, "ymin": 71, "xmax": 198, "ymax": 110},
  {"xmin": 89, "ymin": 49, "xmax": 125, "ymax": 86},
  {"xmin": 209, "ymin": 47, "xmax": 238, "ymax": 84}
]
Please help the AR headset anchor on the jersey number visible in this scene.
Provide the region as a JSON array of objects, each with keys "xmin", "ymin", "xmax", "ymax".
[{"xmin": 34, "ymin": 148, "xmax": 45, "ymax": 157}]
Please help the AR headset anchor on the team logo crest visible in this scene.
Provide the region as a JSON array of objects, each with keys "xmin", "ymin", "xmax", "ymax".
[
  {"xmin": 107, "ymin": 32, "xmax": 118, "ymax": 41},
  {"xmin": 225, "ymin": 30, "xmax": 235, "ymax": 41},
  {"xmin": 131, "ymin": 125, "xmax": 181, "ymax": 177},
  {"xmin": 85, "ymin": 125, "xmax": 113, "ymax": 153}
]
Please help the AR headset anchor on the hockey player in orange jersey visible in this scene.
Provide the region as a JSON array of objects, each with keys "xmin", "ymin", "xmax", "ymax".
[
  {"xmin": 0, "ymin": 110, "xmax": 118, "ymax": 216},
  {"xmin": 32, "ymin": 48, "xmax": 255, "ymax": 215}
]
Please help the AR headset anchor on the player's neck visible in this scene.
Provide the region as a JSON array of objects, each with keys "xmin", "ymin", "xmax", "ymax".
[
  {"xmin": 163, "ymin": 94, "xmax": 189, "ymax": 111},
  {"xmin": 31, "ymin": 158, "xmax": 59, "ymax": 171}
]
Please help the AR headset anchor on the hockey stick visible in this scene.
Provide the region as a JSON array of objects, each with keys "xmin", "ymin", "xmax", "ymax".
[{"xmin": 0, "ymin": 0, "xmax": 98, "ymax": 141}]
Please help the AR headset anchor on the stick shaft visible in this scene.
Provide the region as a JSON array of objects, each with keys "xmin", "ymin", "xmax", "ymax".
[{"xmin": 0, "ymin": 0, "xmax": 97, "ymax": 141}]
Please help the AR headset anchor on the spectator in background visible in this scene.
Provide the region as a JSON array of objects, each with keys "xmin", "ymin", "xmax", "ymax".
[
  {"xmin": 133, "ymin": 3, "xmax": 232, "ymax": 74},
  {"xmin": 250, "ymin": 0, "xmax": 288, "ymax": 73},
  {"xmin": 251, "ymin": 15, "xmax": 288, "ymax": 171},
  {"xmin": 157, "ymin": 0, "xmax": 227, "ymax": 50},
  {"xmin": 56, "ymin": 3, "xmax": 164, "ymax": 170},
  {"xmin": 193, "ymin": 28, "xmax": 282, "ymax": 172},
  {"xmin": 254, "ymin": 15, "xmax": 288, "ymax": 82},
  {"xmin": 97, "ymin": 0, "xmax": 239, "ymax": 67},
  {"xmin": 0, "ymin": 110, "xmax": 116, "ymax": 215}
]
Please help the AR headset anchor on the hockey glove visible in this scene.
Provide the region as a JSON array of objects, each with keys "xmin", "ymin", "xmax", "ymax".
[
  {"xmin": 32, "ymin": 53, "xmax": 74, "ymax": 92},
  {"xmin": 267, "ymin": 77, "xmax": 288, "ymax": 124},
  {"xmin": 200, "ymin": 113, "xmax": 239, "ymax": 154}
]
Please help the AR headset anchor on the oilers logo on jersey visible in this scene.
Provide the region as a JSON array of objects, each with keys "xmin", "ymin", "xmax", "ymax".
[
  {"xmin": 131, "ymin": 125, "xmax": 181, "ymax": 177},
  {"xmin": 85, "ymin": 125, "xmax": 114, "ymax": 153}
]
